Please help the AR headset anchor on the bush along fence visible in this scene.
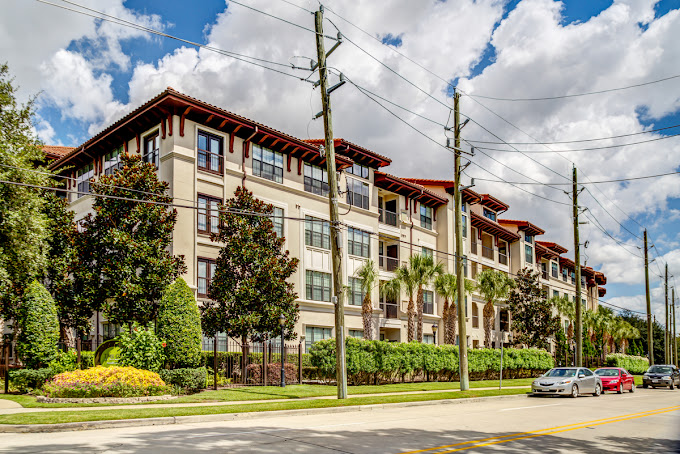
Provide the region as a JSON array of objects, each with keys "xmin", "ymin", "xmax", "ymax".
[
  {"xmin": 309, "ymin": 338, "xmax": 555, "ymax": 385},
  {"xmin": 605, "ymin": 353, "xmax": 649, "ymax": 375}
]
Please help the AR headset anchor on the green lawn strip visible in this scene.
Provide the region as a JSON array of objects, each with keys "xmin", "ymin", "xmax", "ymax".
[{"xmin": 0, "ymin": 388, "xmax": 528, "ymax": 425}]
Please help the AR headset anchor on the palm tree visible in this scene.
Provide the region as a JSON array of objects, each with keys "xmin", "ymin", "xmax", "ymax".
[
  {"xmin": 589, "ymin": 306, "xmax": 615, "ymax": 364},
  {"xmin": 476, "ymin": 269, "xmax": 514, "ymax": 348},
  {"xmin": 410, "ymin": 254, "xmax": 443, "ymax": 342},
  {"xmin": 551, "ymin": 295, "xmax": 574, "ymax": 363},
  {"xmin": 610, "ymin": 318, "xmax": 640, "ymax": 354},
  {"xmin": 434, "ymin": 273, "xmax": 475, "ymax": 344},
  {"xmin": 354, "ymin": 260, "xmax": 377, "ymax": 340},
  {"xmin": 382, "ymin": 264, "xmax": 418, "ymax": 341}
]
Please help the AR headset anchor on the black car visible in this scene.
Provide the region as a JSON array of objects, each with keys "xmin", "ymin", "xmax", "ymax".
[{"xmin": 641, "ymin": 365, "xmax": 680, "ymax": 389}]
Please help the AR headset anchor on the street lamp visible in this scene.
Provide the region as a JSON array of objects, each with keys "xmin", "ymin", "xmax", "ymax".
[
  {"xmin": 431, "ymin": 323, "xmax": 438, "ymax": 346},
  {"xmin": 279, "ymin": 314, "xmax": 286, "ymax": 388},
  {"xmin": 499, "ymin": 332, "xmax": 513, "ymax": 390}
]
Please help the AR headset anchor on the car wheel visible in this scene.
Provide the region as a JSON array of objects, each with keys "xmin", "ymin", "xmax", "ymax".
[
  {"xmin": 617, "ymin": 383, "xmax": 623, "ymax": 394},
  {"xmin": 570, "ymin": 384, "xmax": 579, "ymax": 398},
  {"xmin": 671, "ymin": 382, "xmax": 675, "ymax": 390},
  {"xmin": 593, "ymin": 383, "xmax": 601, "ymax": 397},
  {"xmin": 642, "ymin": 384, "xmax": 648, "ymax": 388},
  {"xmin": 629, "ymin": 383, "xmax": 635, "ymax": 393}
]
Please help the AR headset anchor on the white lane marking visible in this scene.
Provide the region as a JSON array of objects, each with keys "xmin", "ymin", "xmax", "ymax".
[
  {"xmin": 621, "ymin": 395, "xmax": 650, "ymax": 399},
  {"xmin": 500, "ymin": 403, "xmax": 561, "ymax": 412}
]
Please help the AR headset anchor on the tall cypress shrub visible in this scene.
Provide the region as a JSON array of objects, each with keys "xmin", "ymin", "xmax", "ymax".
[
  {"xmin": 16, "ymin": 281, "xmax": 59, "ymax": 368},
  {"xmin": 157, "ymin": 278, "xmax": 202, "ymax": 368}
]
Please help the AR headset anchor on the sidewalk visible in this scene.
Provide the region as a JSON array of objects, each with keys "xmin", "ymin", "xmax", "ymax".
[{"xmin": 0, "ymin": 385, "xmax": 530, "ymax": 415}]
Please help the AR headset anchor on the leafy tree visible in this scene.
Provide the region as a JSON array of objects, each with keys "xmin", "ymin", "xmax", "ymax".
[
  {"xmin": 619, "ymin": 310, "xmax": 666, "ymax": 364},
  {"xmin": 157, "ymin": 278, "xmax": 202, "ymax": 369},
  {"xmin": 117, "ymin": 323, "xmax": 165, "ymax": 372},
  {"xmin": 354, "ymin": 260, "xmax": 377, "ymax": 340},
  {"xmin": 202, "ymin": 187, "xmax": 299, "ymax": 346},
  {"xmin": 382, "ymin": 261, "xmax": 418, "ymax": 342},
  {"xmin": 0, "ymin": 63, "xmax": 53, "ymax": 335},
  {"xmin": 588, "ymin": 306, "xmax": 615, "ymax": 364},
  {"xmin": 15, "ymin": 281, "xmax": 59, "ymax": 368},
  {"xmin": 508, "ymin": 268, "xmax": 560, "ymax": 350},
  {"xmin": 476, "ymin": 269, "xmax": 514, "ymax": 348},
  {"xmin": 78, "ymin": 153, "xmax": 186, "ymax": 327},
  {"xmin": 410, "ymin": 254, "xmax": 443, "ymax": 342},
  {"xmin": 434, "ymin": 273, "xmax": 475, "ymax": 344}
]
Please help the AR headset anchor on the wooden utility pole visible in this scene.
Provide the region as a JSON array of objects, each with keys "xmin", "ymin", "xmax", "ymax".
[
  {"xmin": 314, "ymin": 6, "xmax": 347, "ymax": 399},
  {"xmin": 665, "ymin": 264, "xmax": 669, "ymax": 364},
  {"xmin": 572, "ymin": 166, "xmax": 583, "ymax": 367},
  {"xmin": 644, "ymin": 230, "xmax": 653, "ymax": 365},
  {"xmin": 453, "ymin": 90, "xmax": 469, "ymax": 391},
  {"xmin": 673, "ymin": 288, "xmax": 677, "ymax": 366}
]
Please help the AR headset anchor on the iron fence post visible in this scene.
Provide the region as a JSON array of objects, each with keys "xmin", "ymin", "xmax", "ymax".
[{"xmin": 298, "ymin": 341, "xmax": 303, "ymax": 384}]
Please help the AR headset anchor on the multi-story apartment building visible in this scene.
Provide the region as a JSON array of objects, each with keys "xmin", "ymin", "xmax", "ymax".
[{"xmin": 43, "ymin": 88, "xmax": 607, "ymax": 352}]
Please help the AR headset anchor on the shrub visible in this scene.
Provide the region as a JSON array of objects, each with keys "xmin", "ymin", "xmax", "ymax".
[
  {"xmin": 159, "ymin": 367, "xmax": 207, "ymax": 392},
  {"xmin": 81, "ymin": 351, "xmax": 95, "ymax": 369},
  {"xmin": 605, "ymin": 353, "xmax": 649, "ymax": 374},
  {"xmin": 43, "ymin": 366, "xmax": 170, "ymax": 398},
  {"xmin": 246, "ymin": 362, "xmax": 297, "ymax": 385},
  {"xmin": 117, "ymin": 324, "xmax": 165, "ymax": 372},
  {"xmin": 157, "ymin": 278, "xmax": 202, "ymax": 369},
  {"xmin": 15, "ymin": 281, "xmax": 60, "ymax": 368},
  {"xmin": 48, "ymin": 350, "xmax": 78, "ymax": 373},
  {"xmin": 8, "ymin": 368, "xmax": 57, "ymax": 393}
]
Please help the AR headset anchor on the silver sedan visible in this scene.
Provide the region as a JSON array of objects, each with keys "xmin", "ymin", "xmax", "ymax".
[{"xmin": 531, "ymin": 367, "xmax": 602, "ymax": 397}]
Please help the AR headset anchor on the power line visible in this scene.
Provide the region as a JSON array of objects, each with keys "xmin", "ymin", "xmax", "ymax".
[
  {"xmin": 467, "ymin": 73, "xmax": 680, "ymax": 101},
  {"xmin": 470, "ymin": 170, "xmax": 680, "ymax": 186}
]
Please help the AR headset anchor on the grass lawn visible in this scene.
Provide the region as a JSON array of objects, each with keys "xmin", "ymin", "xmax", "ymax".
[
  {"xmin": 0, "ymin": 378, "xmax": 533, "ymax": 409},
  {"xmin": 0, "ymin": 388, "xmax": 529, "ymax": 425}
]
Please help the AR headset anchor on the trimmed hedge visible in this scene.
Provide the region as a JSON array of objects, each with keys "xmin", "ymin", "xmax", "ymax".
[
  {"xmin": 201, "ymin": 351, "xmax": 312, "ymax": 369},
  {"xmin": 157, "ymin": 278, "xmax": 202, "ymax": 369},
  {"xmin": 245, "ymin": 363, "xmax": 298, "ymax": 385},
  {"xmin": 16, "ymin": 281, "xmax": 60, "ymax": 368},
  {"xmin": 159, "ymin": 367, "xmax": 207, "ymax": 392},
  {"xmin": 605, "ymin": 353, "xmax": 649, "ymax": 374},
  {"xmin": 310, "ymin": 338, "xmax": 554, "ymax": 384},
  {"xmin": 8, "ymin": 368, "xmax": 57, "ymax": 393}
]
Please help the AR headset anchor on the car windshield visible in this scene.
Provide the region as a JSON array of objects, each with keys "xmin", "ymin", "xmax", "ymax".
[
  {"xmin": 648, "ymin": 366, "xmax": 672, "ymax": 374},
  {"xmin": 595, "ymin": 369, "xmax": 619, "ymax": 377},
  {"xmin": 544, "ymin": 368, "xmax": 577, "ymax": 378}
]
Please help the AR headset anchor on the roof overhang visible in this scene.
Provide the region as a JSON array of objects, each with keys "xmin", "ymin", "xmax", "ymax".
[
  {"xmin": 374, "ymin": 172, "xmax": 448, "ymax": 207},
  {"xmin": 305, "ymin": 138, "xmax": 391, "ymax": 168},
  {"xmin": 536, "ymin": 241, "xmax": 568, "ymax": 255},
  {"xmin": 481, "ymin": 194, "xmax": 509, "ymax": 213},
  {"xmin": 470, "ymin": 212, "xmax": 520, "ymax": 242},
  {"xmin": 536, "ymin": 243, "xmax": 559, "ymax": 261},
  {"xmin": 498, "ymin": 219, "xmax": 545, "ymax": 236}
]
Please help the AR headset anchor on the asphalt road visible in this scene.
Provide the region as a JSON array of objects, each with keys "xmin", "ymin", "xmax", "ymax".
[{"xmin": 2, "ymin": 387, "xmax": 680, "ymax": 453}]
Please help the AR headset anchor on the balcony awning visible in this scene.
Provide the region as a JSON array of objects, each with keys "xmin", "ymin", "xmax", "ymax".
[
  {"xmin": 498, "ymin": 219, "xmax": 545, "ymax": 236},
  {"xmin": 470, "ymin": 212, "xmax": 520, "ymax": 243},
  {"xmin": 536, "ymin": 243, "xmax": 559, "ymax": 261},
  {"xmin": 374, "ymin": 172, "xmax": 448, "ymax": 208},
  {"xmin": 536, "ymin": 241, "xmax": 568, "ymax": 255}
]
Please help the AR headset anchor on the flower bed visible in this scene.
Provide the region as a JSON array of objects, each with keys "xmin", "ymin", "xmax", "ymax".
[{"xmin": 43, "ymin": 366, "xmax": 170, "ymax": 398}]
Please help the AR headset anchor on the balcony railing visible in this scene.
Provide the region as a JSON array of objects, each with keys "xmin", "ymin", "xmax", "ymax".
[
  {"xmin": 379, "ymin": 255, "xmax": 399, "ymax": 272},
  {"xmin": 198, "ymin": 150, "xmax": 224, "ymax": 174},
  {"xmin": 379, "ymin": 208, "xmax": 398, "ymax": 227},
  {"xmin": 470, "ymin": 241, "xmax": 478, "ymax": 255},
  {"xmin": 499, "ymin": 253, "xmax": 508, "ymax": 265},
  {"xmin": 383, "ymin": 303, "xmax": 398, "ymax": 319},
  {"xmin": 542, "ymin": 270, "xmax": 549, "ymax": 280},
  {"xmin": 482, "ymin": 245, "xmax": 494, "ymax": 260}
]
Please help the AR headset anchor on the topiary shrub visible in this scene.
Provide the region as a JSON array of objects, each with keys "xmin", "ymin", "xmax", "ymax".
[
  {"xmin": 16, "ymin": 281, "xmax": 60, "ymax": 368},
  {"xmin": 159, "ymin": 367, "xmax": 207, "ymax": 392},
  {"xmin": 43, "ymin": 366, "xmax": 169, "ymax": 398},
  {"xmin": 605, "ymin": 353, "xmax": 649, "ymax": 374},
  {"xmin": 246, "ymin": 362, "xmax": 297, "ymax": 385},
  {"xmin": 157, "ymin": 278, "xmax": 202, "ymax": 369},
  {"xmin": 117, "ymin": 324, "xmax": 165, "ymax": 372}
]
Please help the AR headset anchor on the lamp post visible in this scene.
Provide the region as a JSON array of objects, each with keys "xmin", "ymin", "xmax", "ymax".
[
  {"xmin": 432, "ymin": 323, "xmax": 438, "ymax": 346},
  {"xmin": 279, "ymin": 314, "xmax": 286, "ymax": 388},
  {"xmin": 500, "ymin": 332, "xmax": 512, "ymax": 390}
]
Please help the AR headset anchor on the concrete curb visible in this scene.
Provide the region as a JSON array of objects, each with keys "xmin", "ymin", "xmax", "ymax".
[{"xmin": 0, "ymin": 393, "xmax": 529, "ymax": 433}]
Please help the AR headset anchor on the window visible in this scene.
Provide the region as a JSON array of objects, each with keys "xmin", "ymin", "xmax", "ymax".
[
  {"xmin": 553, "ymin": 289, "xmax": 559, "ymax": 298},
  {"xmin": 104, "ymin": 147, "xmax": 123, "ymax": 175},
  {"xmin": 348, "ymin": 277, "xmax": 364, "ymax": 306},
  {"xmin": 423, "ymin": 334, "xmax": 434, "ymax": 344},
  {"xmin": 423, "ymin": 290, "xmax": 434, "ymax": 315},
  {"xmin": 581, "ymin": 276, "xmax": 586, "ymax": 287},
  {"xmin": 347, "ymin": 163, "xmax": 369, "ymax": 179},
  {"xmin": 462, "ymin": 215, "xmax": 467, "ymax": 238},
  {"xmin": 525, "ymin": 245, "xmax": 533, "ymax": 264},
  {"xmin": 462, "ymin": 203, "xmax": 466, "ymax": 212},
  {"xmin": 197, "ymin": 258, "xmax": 217, "ymax": 297},
  {"xmin": 552, "ymin": 262, "xmax": 558, "ymax": 278},
  {"xmin": 422, "ymin": 247, "xmax": 433, "ymax": 259},
  {"xmin": 571, "ymin": 271, "xmax": 576, "ymax": 284},
  {"xmin": 348, "ymin": 227, "xmax": 370, "ymax": 258},
  {"xmin": 349, "ymin": 329, "xmax": 363, "ymax": 338},
  {"xmin": 500, "ymin": 309, "xmax": 509, "ymax": 332},
  {"xmin": 143, "ymin": 132, "xmax": 160, "ymax": 168},
  {"xmin": 304, "ymin": 163, "xmax": 329, "ymax": 196},
  {"xmin": 198, "ymin": 194, "xmax": 221, "ymax": 235},
  {"xmin": 305, "ymin": 216, "xmax": 330, "ymax": 249},
  {"xmin": 272, "ymin": 207, "xmax": 284, "ymax": 238},
  {"xmin": 102, "ymin": 323, "xmax": 121, "ymax": 340},
  {"xmin": 197, "ymin": 130, "xmax": 223, "ymax": 173},
  {"xmin": 562, "ymin": 267, "xmax": 568, "ymax": 282},
  {"xmin": 76, "ymin": 163, "xmax": 94, "ymax": 197},
  {"xmin": 306, "ymin": 270, "xmax": 331, "ymax": 301},
  {"xmin": 305, "ymin": 326, "xmax": 332, "ymax": 351},
  {"xmin": 483, "ymin": 208, "xmax": 496, "ymax": 221},
  {"xmin": 525, "ymin": 233, "xmax": 533, "ymax": 244},
  {"xmin": 252, "ymin": 144, "xmax": 283, "ymax": 183},
  {"xmin": 347, "ymin": 177, "xmax": 369, "ymax": 209},
  {"xmin": 420, "ymin": 205, "xmax": 433, "ymax": 230},
  {"xmin": 472, "ymin": 303, "xmax": 479, "ymax": 328},
  {"xmin": 564, "ymin": 320, "xmax": 569, "ymax": 334}
]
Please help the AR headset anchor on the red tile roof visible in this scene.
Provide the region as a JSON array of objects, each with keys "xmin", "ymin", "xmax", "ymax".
[
  {"xmin": 470, "ymin": 212, "xmax": 520, "ymax": 243},
  {"xmin": 536, "ymin": 241, "xmax": 568, "ymax": 254},
  {"xmin": 42, "ymin": 145, "xmax": 75, "ymax": 161},
  {"xmin": 374, "ymin": 172, "xmax": 448, "ymax": 207},
  {"xmin": 304, "ymin": 138, "xmax": 391, "ymax": 168},
  {"xmin": 480, "ymin": 194, "xmax": 509, "ymax": 212},
  {"xmin": 402, "ymin": 178, "xmax": 484, "ymax": 205},
  {"xmin": 498, "ymin": 219, "xmax": 545, "ymax": 236}
]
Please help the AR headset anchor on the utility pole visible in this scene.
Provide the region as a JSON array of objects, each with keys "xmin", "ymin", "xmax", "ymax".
[
  {"xmin": 572, "ymin": 166, "xmax": 583, "ymax": 367},
  {"xmin": 644, "ymin": 230, "xmax": 653, "ymax": 365},
  {"xmin": 453, "ymin": 90, "xmax": 469, "ymax": 391},
  {"xmin": 673, "ymin": 288, "xmax": 677, "ymax": 366},
  {"xmin": 314, "ymin": 5, "xmax": 347, "ymax": 399},
  {"xmin": 665, "ymin": 264, "xmax": 669, "ymax": 364}
]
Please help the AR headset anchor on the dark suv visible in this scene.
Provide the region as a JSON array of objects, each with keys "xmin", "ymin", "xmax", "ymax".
[{"xmin": 642, "ymin": 365, "xmax": 680, "ymax": 389}]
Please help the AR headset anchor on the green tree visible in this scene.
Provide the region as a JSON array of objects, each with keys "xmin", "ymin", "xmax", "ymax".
[
  {"xmin": 410, "ymin": 254, "xmax": 443, "ymax": 342},
  {"xmin": 434, "ymin": 273, "xmax": 475, "ymax": 344},
  {"xmin": 15, "ymin": 281, "xmax": 59, "ymax": 368},
  {"xmin": 157, "ymin": 278, "xmax": 202, "ymax": 369},
  {"xmin": 508, "ymin": 268, "xmax": 560, "ymax": 350},
  {"xmin": 78, "ymin": 153, "xmax": 186, "ymax": 327},
  {"xmin": 202, "ymin": 187, "xmax": 299, "ymax": 346},
  {"xmin": 382, "ymin": 259, "xmax": 418, "ymax": 342},
  {"xmin": 588, "ymin": 306, "xmax": 615, "ymax": 364},
  {"xmin": 354, "ymin": 260, "xmax": 377, "ymax": 340},
  {"xmin": 117, "ymin": 323, "xmax": 165, "ymax": 372},
  {"xmin": 476, "ymin": 268, "xmax": 514, "ymax": 348},
  {"xmin": 0, "ymin": 64, "xmax": 53, "ymax": 335}
]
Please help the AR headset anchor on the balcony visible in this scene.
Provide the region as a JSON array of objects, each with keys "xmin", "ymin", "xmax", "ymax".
[
  {"xmin": 482, "ymin": 245, "xmax": 494, "ymax": 260},
  {"xmin": 499, "ymin": 253, "xmax": 508, "ymax": 265},
  {"xmin": 379, "ymin": 255, "xmax": 399, "ymax": 272},
  {"xmin": 383, "ymin": 303, "xmax": 398, "ymax": 319},
  {"xmin": 379, "ymin": 208, "xmax": 398, "ymax": 227},
  {"xmin": 542, "ymin": 270, "xmax": 549, "ymax": 280},
  {"xmin": 470, "ymin": 240, "xmax": 478, "ymax": 255}
]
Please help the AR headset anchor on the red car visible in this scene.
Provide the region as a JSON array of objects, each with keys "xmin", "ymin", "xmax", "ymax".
[{"xmin": 594, "ymin": 367, "xmax": 635, "ymax": 393}]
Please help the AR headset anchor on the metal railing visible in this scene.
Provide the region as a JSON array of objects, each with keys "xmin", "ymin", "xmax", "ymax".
[
  {"xmin": 383, "ymin": 303, "xmax": 398, "ymax": 319},
  {"xmin": 482, "ymin": 245, "xmax": 494, "ymax": 260},
  {"xmin": 499, "ymin": 253, "xmax": 508, "ymax": 265},
  {"xmin": 379, "ymin": 208, "xmax": 398, "ymax": 226},
  {"xmin": 198, "ymin": 149, "xmax": 224, "ymax": 174},
  {"xmin": 379, "ymin": 255, "xmax": 399, "ymax": 272},
  {"xmin": 470, "ymin": 241, "xmax": 478, "ymax": 255}
]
